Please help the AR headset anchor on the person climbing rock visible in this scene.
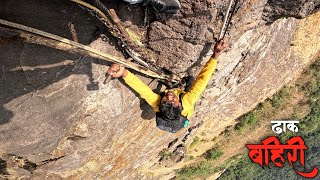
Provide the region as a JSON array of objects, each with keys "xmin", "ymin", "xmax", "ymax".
[
  {"xmin": 107, "ymin": 39, "xmax": 227, "ymax": 133},
  {"xmin": 122, "ymin": 0, "xmax": 181, "ymax": 14}
]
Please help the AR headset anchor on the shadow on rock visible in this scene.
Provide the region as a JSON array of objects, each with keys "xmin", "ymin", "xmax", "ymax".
[
  {"xmin": 118, "ymin": 78, "xmax": 157, "ymax": 120},
  {"xmin": 0, "ymin": 107, "xmax": 13, "ymax": 125},
  {"xmin": 0, "ymin": 0, "xmax": 111, "ymax": 125}
]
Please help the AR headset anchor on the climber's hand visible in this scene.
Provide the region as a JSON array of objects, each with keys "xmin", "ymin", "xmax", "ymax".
[
  {"xmin": 212, "ymin": 39, "xmax": 227, "ymax": 59},
  {"xmin": 107, "ymin": 64, "xmax": 127, "ymax": 78},
  {"xmin": 214, "ymin": 39, "xmax": 227, "ymax": 53}
]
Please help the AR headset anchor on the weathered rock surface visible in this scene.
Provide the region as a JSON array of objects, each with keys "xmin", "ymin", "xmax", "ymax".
[
  {"xmin": 0, "ymin": 0, "xmax": 319, "ymax": 179},
  {"xmin": 263, "ymin": 0, "xmax": 320, "ymax": 22}
]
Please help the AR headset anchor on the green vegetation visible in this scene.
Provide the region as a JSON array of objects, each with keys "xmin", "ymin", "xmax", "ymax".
[
  {"xmin": 176, "ymin": 58, "xmax": 320, "ymax": 180},
  {"xmin": 189, "ymin": 136, "xmax": 200, "ymax": 149},
  {"xmin": 301, "ymin": 59, "xmax": 320, "ymax": 95},
  {"xmin": 298, "ymin": 58, "xmax": 320, "ymax": 134},
  {"xmin": 218, "ymin": 57, "xmax": 320, "ymax": 180},
  {"xmin": 299, "ymin": 96, "xmax": 320, "ymax": 133},
  {"xmin": 271, "ymin": 95, "xmax": 282, "ymax": 109},
  {"xmin": 235, "ymin": 111, "xmax": 259, "ymax": 132},
  {"xmin": 159, "ymin": 149, "xmax": 172, "ymax": 161},
  {"xmin": 271, "ymin": 86, "xmax": 294, "ymax": 109},
  {"xmin": 177, "ymin": 161, "xmax": 217, "ymax": 180},
  {"xmin": 223, "ymin": 125, "xmax": 233, "ymax": 138},
  {"xmin": 187, "ymin": 155, "xmax": 194, "ymax": 160},
  {"xmin": 176, "ymin": 148, "xmax": 223, "ymax": 179},
  {"xmin": 219, "ymin": 125, "xmax": 320, "ymax": 180},
  {"xmin": 205, "ymin": 148, "xmax": 224, "ymax": 160},
  {"xmin": 235, "ymin": 85, "xmax": 295, "ymax": 132},
  {"xmin": 176, "ymin": 155, "xmax": 240, "ymax": 179}
]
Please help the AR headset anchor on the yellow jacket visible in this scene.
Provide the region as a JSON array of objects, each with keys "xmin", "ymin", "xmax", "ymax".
[{"xmin": 123, "ymin": 58, "xmax": 218, "ymax": 119}]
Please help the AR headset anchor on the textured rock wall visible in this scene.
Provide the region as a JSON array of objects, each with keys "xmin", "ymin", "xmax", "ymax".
[
  {"xmin": 0, "ymin": 0, "xmax": 319, "ymax": 179},
  {"xmin": 263, "ymin": 0, "xmax": 320, "ymax": 22}
]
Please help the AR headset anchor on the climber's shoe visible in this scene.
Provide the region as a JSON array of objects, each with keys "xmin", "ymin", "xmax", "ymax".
[
  {"xmin": 172, "ymin": 144, "xmax": 186, "ymax": 162},
  {"xmin": 144, "ymin": 0, "xmax": 181, "ymax": 14}
]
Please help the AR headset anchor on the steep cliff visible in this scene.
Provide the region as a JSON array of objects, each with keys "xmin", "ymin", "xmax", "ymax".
[{"xmin": 0, "ymin": 0, "xmax": 319, "ymax": 179}]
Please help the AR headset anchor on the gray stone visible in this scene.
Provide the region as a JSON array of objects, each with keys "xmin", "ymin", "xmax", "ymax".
[{"xmin": 0, "ymin": 0, "xmax": 319, "ymax": 179}]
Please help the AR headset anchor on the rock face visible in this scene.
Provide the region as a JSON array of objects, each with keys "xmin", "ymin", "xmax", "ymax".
[
  {"xmin": 0, "ymin": 0, "xmax": 319, "ymax": 179},
  {"xmin": 263, "ymin": 0, "xmax": 320, "ymax": 22}
]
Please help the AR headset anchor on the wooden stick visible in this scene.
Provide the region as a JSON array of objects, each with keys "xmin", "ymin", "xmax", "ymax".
[
  {"xmin": 0, "ymin": 19, "xmax": 171, "ymax": 80},
  {"xmin": 218, "ymin": 0, "xmax": 234, "ymax": 40}
]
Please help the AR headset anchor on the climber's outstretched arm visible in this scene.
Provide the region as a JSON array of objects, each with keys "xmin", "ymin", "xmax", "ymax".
[
  {"xmin": 107, "ymin": 64, "xmax": 161, "ymax": 112},
  {"xmin": 183, "ymin": 39, "xmax": 227, "ymax": 106}
]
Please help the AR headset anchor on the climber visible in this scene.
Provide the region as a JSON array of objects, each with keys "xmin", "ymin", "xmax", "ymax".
[
  {"xmin": 107, "ymin": 39, "xmax": 227, "ymax": 133},
  {"xmin": 122, "ymin": 0, "xmax": 181, "ymax": 14}
]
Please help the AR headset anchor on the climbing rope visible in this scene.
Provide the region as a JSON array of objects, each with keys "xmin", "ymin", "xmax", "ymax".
[
  {"xmin": 71, "ymin": 0, "xmax": 162, "ymax": 73},
  {"xmin": 218, "ymin": 0, "xmax": 239, "ymax": 40},
  {"xmin": 0, "ymin": 19, "xmax": 175, "ymax": 81}
]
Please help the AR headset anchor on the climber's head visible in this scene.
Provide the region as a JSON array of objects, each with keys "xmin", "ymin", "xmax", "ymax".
[
  {"xmin": 159, "ymin": 91, "xmax": 182, "ymax": 121},
  {"xmin": 156, "ymin": 91, "xmax": 186, "ymax": 133}
]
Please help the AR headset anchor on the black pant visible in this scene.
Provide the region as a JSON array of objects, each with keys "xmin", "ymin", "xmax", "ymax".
[{"xmin": 184, "ymin": 76, "xmax": 195, "ymax": 92}]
